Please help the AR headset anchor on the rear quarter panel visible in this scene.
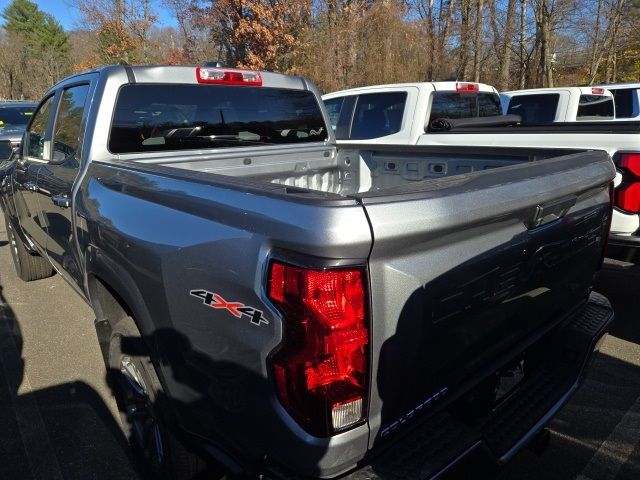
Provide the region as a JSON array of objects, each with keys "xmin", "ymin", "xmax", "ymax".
[{"xmin": 76, "ymin": 161, "xmax": 374, "ymax": 476}]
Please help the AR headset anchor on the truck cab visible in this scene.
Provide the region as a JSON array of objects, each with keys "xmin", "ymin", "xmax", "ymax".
[
  {"xmin": 500, "ymin": 86, "xmax": 615, "ymax": 123},
  {"xmin": 590, "ymin": 83, "xmax": 640, "ymax": 121},
  {"xmin": 322, "ymin": 81, "xmax": 502, "ymax": 144}
]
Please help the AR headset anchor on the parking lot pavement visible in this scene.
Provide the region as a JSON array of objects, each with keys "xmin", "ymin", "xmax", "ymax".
[
  {"xmin": 491, "ymin": 259, "xmax": 640, "ymax": 480},
  {"xmin": 0, "ymin": 213, "xmax": 140, "ymax": 480},
  {"xmin": 1, "ymin": 206, "xmax": 639, "ymax": 479}
]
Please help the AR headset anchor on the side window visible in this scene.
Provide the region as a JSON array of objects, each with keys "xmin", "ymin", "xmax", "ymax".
[
  {"xmin": 26, "ymin": 96, "xmax": 54, "ymax": 161},
  {"xmin": 52, "ymin": 84, "xmax": 90, "ymax": 163},
  {"xmin": 324, "ymin": 97, "xmax": 344, "ymax": 132},
  {"xmin": 506, "ymin": 93, "xmax": 559, "ymax": 123},
  {"xmin": 611, "ymin": 89, "xmax": 635, "ymax": 118},
  {"xmin": 350, "ymin": 92, "xmax": 407, "ymax": 140}
]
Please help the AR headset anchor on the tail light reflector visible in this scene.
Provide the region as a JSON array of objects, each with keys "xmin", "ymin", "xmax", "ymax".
[
  {"xmin": 268, "ymin": 261, "xmax": 368, "ymax": 436},
  {"xmin": 196, "ymin": 67, "xmax": 262, "ymax": 86},
  {"xmin": 456, "ymin": 82, "xmax": 480, "ymax": 93},
  {"xmin": 591, "ymin": 87, "xmax": 606, "ymax": 95}
]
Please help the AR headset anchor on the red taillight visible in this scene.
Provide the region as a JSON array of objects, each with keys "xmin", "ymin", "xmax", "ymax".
[
  {"xmin": 268, "ymin": 261, "xmax": 368, "ymax": 437},
  {"xmin": 196, "ymin": 67, "xmax": 262, "ymax": 86},
  {"xmin": 615, "ymin": 153, "xmax": 640, "ymax": 213},
  {"xmin": 456, "ymin": 82, "xmax": 480, "ymax": 93},
  {"xmin": 615, "ymin": 183, "xmax": 640, "ymax": 213},
  {"xmin": 619, "ymin": 153, "xmax": 640, "ymax": 177},
  {"xmin": 591, "ymin": 87, "xmax": 606, "ymax": 95}
]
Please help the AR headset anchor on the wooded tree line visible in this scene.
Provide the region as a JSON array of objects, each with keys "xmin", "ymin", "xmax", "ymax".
[{"xmin": 0, "ymin": 0, "xmax": 638, "ymax": 100}]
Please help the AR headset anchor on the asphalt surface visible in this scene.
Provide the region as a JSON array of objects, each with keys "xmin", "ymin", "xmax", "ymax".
[
  {"xmin": 0, "ymin": 210, "xmax": 639, "ymax": 480},
  {"xmin": 0, "ymin": 213, "xmax": 139, "ymax": 480}
]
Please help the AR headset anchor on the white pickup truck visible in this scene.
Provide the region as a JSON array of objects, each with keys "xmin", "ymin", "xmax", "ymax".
[
  {"xmin": 415, "ymin": 125, "xmax": 640, "ymax": 262},
  {"xmin": 500, "ymin": 87, "xmax": 615, "ymax": 123},
  {"xmin": 323, "ymin": 83, "xmax": 638, "ymax": 262},
  {"xmin": 321, "ymin": 81, "xmax": 503, "ymax": 144}
]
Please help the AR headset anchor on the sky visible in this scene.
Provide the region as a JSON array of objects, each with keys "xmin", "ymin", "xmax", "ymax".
[{"xmin": 0, "ymin": 0, "xmax": 177, "ymax": 30}]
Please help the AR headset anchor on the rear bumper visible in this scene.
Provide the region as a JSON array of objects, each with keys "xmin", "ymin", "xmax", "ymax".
[
  {"xmin": 264, "ymin": 292, "xmax": 614, "ymax": 480},
  {"xmin": 607, "ymin": 233, "xmax": 640, "ymax": 262}
]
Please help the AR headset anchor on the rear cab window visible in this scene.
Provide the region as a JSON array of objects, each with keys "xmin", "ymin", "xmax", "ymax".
[
  {"xmin": 506, "ymin": 93, "xmax": 559, "ymax": 123},
  {"xmin": 109, "ymin": 85, "xmax": 328, "ymax": 154},
  {"xmin": 349, "ymin": 92, "xmax": 407, "ymax": 140},
  {"xmin": 577, "ymin": 95, "xmax": 614, "ymax": 120},
  {"xmin": 428, "ymin": 91, "xmax": 502, "ymax": 124}
]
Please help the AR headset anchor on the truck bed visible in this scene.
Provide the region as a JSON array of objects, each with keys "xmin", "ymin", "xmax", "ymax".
[{"xmin": 130, "ymin": 144, "xmax": 600, "ymax": 197}]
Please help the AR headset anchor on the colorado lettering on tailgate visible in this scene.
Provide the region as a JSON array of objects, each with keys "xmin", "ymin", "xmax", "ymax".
[{"xmin": 190, "ymin": 289, "xmax": 269, "ymax": 327}]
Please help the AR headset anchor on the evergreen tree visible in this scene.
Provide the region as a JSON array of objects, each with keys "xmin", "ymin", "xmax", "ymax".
[{"xmin": 2, "ymin": 0, "xmax": 68, "ymax": 55}]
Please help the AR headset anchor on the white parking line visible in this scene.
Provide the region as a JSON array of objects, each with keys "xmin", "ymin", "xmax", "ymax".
[
  {"xmin": 576, "ymin": 393, "xmax": 640, "ymax": 480},
  {"xmin": 0, "ymin": 306, "xmax": 64, "ymax": 480}
]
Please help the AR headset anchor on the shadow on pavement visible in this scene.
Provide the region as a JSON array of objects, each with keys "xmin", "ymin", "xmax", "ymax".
[
  {"xmin": 595, "ymin": 259, "xmax": 640, "ymax": 345},
  {"xmin": 0, "ymin": 283, "xmax": 140, "ymax": 480}
]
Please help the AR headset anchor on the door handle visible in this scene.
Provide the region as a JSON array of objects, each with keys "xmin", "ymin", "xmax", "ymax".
[
  {"xmin": 24, "ymin": 181, "xmax": 37, "ymax": 192},
  {"xmin": 52, "ymin": 194, "xmax": 71, "ymax": 208}
]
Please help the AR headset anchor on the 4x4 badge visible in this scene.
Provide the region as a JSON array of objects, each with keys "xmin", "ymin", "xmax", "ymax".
[{"xmin": 190, "ymin": 290, "xmax": 270, "ymax": 327}]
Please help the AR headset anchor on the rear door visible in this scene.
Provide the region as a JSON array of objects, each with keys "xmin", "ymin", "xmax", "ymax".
[
  {"xmin": 13, "ymin": 95, "xmax": 56, "ymax": 252},
  {"xmin": 36, "ymin": 82, "xmax": 91, "ymax": 290}
]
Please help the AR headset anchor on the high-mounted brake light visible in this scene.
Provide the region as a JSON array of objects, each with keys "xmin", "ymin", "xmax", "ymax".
[
  {"xmin": 456, "ymin": 82, "xmax": 480, "ymax": 93},
  {"xmin": 196, "ymin": 67, "xmax": 262, "ymax": 86},
  {"xmin": 591, "ymin": 87, "xmax": 606, "ymax": 95},
  {"xmin": 615, "ymin": 153, "xmax": 640, "ymax": 213},
  {"xmin": 268, "ymin": 261, "xmax": 368, "ymax": 437}
]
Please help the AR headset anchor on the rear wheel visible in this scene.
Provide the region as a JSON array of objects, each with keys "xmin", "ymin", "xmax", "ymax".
[
  {"xmin": 4, "ymin": 217, "xmax": 54, "ymax": 282},
  {"xmin": 108, "ymin": 317, "xmax": 210, "ymax": 480}
]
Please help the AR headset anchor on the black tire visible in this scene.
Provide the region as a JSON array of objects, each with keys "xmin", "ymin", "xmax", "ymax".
[
  {"xmin": 4, "ymin": 217, "xmax": 54, "ymax": 282},
  {"xmin": 108, "ymin": 316, "xmax": 209, "ymax": 480}
]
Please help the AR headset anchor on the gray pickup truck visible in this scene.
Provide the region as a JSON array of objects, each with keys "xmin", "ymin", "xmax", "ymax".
[{"xmin": 0, "ymin": 65, "xmax": 616, "ymax": 479}]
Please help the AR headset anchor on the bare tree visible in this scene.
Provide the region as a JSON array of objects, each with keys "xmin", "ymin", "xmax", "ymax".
[{"xmin": 472, "ymin": 0, "xmax": 485, "ymax": 82}]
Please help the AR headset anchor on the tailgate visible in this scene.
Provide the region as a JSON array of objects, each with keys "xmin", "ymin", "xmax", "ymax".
[{"xmin": 358, "ymin": 150, "xmax": 614, "ymax": 447}]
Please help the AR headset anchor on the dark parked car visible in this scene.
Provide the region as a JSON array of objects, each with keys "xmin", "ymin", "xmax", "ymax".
[{"xmin": 0, "ymin": 101, "xmax": 37, "ymax": 147}]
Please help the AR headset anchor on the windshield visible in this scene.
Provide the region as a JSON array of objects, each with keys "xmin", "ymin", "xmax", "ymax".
[
  {"xmin": 109, "ymin": 84, "xmax": 328, "ymax": 154},
  {"xmin": 0, "ymin": 105, "xmax": 34, "ymax": 128}
]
